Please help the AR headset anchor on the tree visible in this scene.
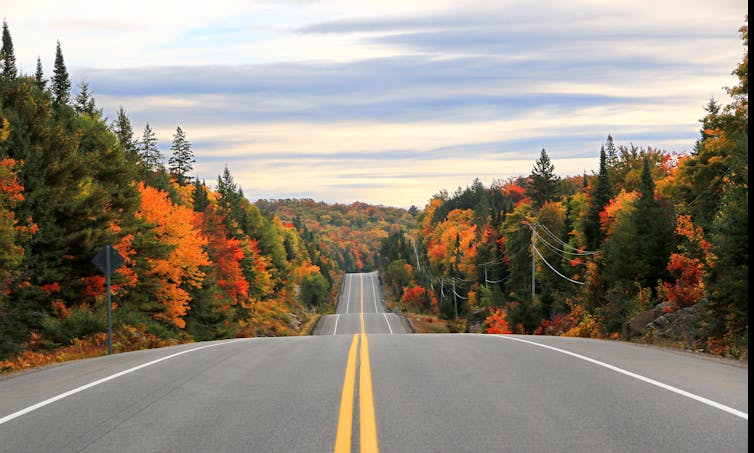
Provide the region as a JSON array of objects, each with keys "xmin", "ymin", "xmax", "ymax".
[
  {"xmin": 139, "ymin": 123, "xmax": 163, "ymax": 172},
  {"xmin": 300, "ymin": 272, "xmax": 330, "ymax": 307},
  {"xmin": 584, "ymin": 145, "xmax": 612, "ymax": 251},
  {"xmin": 111, "ymin": 107, "xmax": 138, "ymax": 161},
  {"xmin": 74, "ymin": 81, "xmax": 99, "ymax": 116},
  {"xmin": 168, "ymin": 126, "xmax": 194, "ymax": 185},
  {"xmin": 529, "ymin": 148, "xmax": 559, "ymax": 207},
  {"xmin": 34, "ymin": 57, "xmax": 46, "ymax": 91},
  {"xmin": 192, "ymin": 178, "xmax": 211, "ymax": 213},
  {"xmin": 51, "ymin": 41, "xmax": 71, "ymax": 107},
  {"xmin": 1, "ymin": 20, "xmax": 17, "ymax": 80}
]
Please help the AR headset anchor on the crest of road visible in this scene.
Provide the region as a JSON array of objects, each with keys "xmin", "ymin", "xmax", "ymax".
[{"xmin": 314, "ymin": 271, "xmax": 407, "ymax": 335}]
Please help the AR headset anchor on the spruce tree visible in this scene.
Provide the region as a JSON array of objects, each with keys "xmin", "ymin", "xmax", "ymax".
[
  {"xmin": 139, "ymin": 123, "xmax": 162, "ymax": 172},
  {"xmin": 74, "ymin": 81, "xmax": 98, "ymax": 115},
  {"xmin": 529, "ymin": 148, "xmax": 559, "ymax": 207},
  {"xmin": 34, "ymin": 57, "xmax": 46, "ymax": 90},
  {"xmin": 605, "ymin": 134, "xmax": 618, "ymax": 167},
  {"xmin": 168, "ymin": 126, "xmax": 194, "ymax": 185},
  {"xmin": 111, "ymin": 107, "xmax": 138, "ymax": 161},
  {"xmin": 584, "ymin": 145, "xmax": 612, "ymax": 251},
  {"xmin": 193, "ymin": 178, "xmax": 211, "ymax": 213},
  {"xmin": 1, "ymin": 20, "xmax": 17, "ymax": 80},
  {"xmin": 52, "ymin": 41, "xmax": 71, "ymax": 107}
]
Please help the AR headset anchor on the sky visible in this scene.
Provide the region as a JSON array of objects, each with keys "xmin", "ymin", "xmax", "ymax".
[{"xmin": 4, "ymin": 0, "xmax": 748, "ymax": 209}]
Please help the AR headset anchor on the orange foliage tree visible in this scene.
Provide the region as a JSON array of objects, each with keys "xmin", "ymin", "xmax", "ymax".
[
  {"xmin": 661, "ymin": 214, "xmax": 715, "ymax": 310},
  {"xmin": 484, "ymin": 308, "xmax": 512, "ymax": 334},
  {"xmin": 135, "ymin": 183, "xmax": 210, "ymax": 328}
]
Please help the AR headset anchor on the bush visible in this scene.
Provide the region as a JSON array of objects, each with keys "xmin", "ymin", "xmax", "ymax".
[{"xmin": 41, "ymin": 306, "xmax": 107, "ymax": 346}]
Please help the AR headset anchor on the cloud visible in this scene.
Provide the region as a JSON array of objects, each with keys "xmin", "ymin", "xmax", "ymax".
[{"xmin": 6, "ymin": 0, "xmax": 746, "ymax": 207}]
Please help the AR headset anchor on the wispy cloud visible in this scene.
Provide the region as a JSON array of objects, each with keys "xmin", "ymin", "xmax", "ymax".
[{"xmin": 6, "ymin": 0, "xmax": 747, "ymax": 207}]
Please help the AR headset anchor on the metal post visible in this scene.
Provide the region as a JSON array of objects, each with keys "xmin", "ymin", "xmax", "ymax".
[
  {"xmin": 106, "ymin": 245, "xmax": 113, "ymax": 355},
  {"xmin": 484, "ymin": 263, "xmax": 488, "ymax": 287}
]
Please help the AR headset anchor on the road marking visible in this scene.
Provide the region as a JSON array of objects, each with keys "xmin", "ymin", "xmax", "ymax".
[
  {"xmin": 334, "ymin": 334, "xmax": 359, "ymax": 453},
  {"xmin": 497, "ymin": 335, "xmax": 748, "ymax": 421},
  {"xmin": 382, "ymin": 313, "xmax": 393, "ymax": 334},
  {"xmin": 333, "ymin": 314, "xmax": 340, "ymax": 335},
  {"xmin": 334, "ymin": 274, "xmax": 380, "ymax": 452},
  {"xmin": 359, "ymin": 332, "xmax": 379, "ymax": 453},
  {"xmin": 345, "ymin": 275, "xmax": 351, "ymax": 314},
  {"xmin": 0, "ymin": 339, "xmax": 248, "ymax": 426},
  {"xmin": 370, "ymin": 273, "xmax": 378, "ymax": 313}
]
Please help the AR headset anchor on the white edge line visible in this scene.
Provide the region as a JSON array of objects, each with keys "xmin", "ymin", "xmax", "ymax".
[
  {"xmin": 0, "ymin": 339, "xmax": 248, "ymax": 426},
  {"xmin": 496, "ymin": 335, "xmax": 748, "ymax": 420},
  {"xmin": 369, "ymin": 273, "xmax": 377, "ymax": 312},
  {"xmin": 382, "ymin": 313, "xmax": 394, "ymax": 335},
  {"xmin": 333, "ymin": 313, "xmax": 340, "ymax": 335},
  {"xmin": 345, "ymin": 274, "xmax": 351, "ymax": 314}
]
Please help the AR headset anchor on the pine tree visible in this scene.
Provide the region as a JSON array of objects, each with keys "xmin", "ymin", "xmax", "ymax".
[
  {"xmin": 34, "ymin": 57, "xmax": 46, "ymax": 90},
  {"xmin": 139, "ymin": 123, "xmax": 163, "ymax": 172},
  {"xmin": 168, "ymin": 126, "xmax": 194, "ymax": 185},
  {"xmin": 1, "ymin": 20, "xmax": 17, "ymax": 80},
  {"xmin": 584, "ymin": 145, "xmax": 612, "ymax": 251},
  {"xmin": 111, "ymin": 107, "xmax": 138, "ymax": 161},
  {"xmin": 529, "ymin": 148, "xmax": 559, "ymax": 207},
  {"xmin": 74, "ymin": 81, "xmax": 99, "ymax": 115},
  {"xmin": 52, "ymin": 41, "xmax": 71, "ymax": 107}
]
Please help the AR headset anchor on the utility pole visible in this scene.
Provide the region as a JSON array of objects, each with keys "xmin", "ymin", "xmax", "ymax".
[
  {"xmin": 452, "ymin": 279, "xmax": 458, "ymax": 319},
  {"xmin": 484, "ymin": 263, "xmax": 488, "ymax": 288},
  {"xmin": 531, "ymin": 224, "xmax": 536, "ymax": 305}
]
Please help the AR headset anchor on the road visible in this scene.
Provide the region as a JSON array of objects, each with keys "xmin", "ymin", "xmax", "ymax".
[
  {"xmin": 0, "ymin": 272, "xmax": 748, "ymax": 452},
  {"xmin": 314, "ymin": 271, "xmax": 407, "ymax": 335}
]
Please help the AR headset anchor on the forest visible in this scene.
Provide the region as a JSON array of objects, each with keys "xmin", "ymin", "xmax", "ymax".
[
  {"xmin": 0, "ymin": 19, "xmax": 748, "ymax": 372},
  {"xmin": 0, "ymin": 22, "xmax": 349, "ymax": 371},
  {"xmin": 380, "ymin": 21, "xmax": 748, "ymax": 358}
]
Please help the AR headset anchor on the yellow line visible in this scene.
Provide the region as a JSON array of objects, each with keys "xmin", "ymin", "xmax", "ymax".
[
  {"xmin": 359, "ymin": 332, "xmax": 379, "ymax": 453},
  {"xmin": 334, "ymin": 334, "xmax": 359, "ymax": 453},
  {"xmin": 335, "ymin": 274, "xmax": 380, "ymax": 453}
]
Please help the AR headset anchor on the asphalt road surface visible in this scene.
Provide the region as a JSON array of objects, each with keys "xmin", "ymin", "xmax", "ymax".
[{"xmin": 0, "ymin": 272, "xmax": 747, "ymax": 452}]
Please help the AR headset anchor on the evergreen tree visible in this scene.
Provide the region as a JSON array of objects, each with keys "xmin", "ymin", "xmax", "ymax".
[
  {"xmin": 168, "ymin": 126, "xmax": 193, "ymax": 185},
  {"xmin": 52, "ymin": 41, "xmax": 71, "ymax": 107},
  {"xmin": 1, "ymin": 20, "xmax": 17, "ymax": 80},
  {"xmin": 139, "ymin": 123, "xmax": 162, "ymax": 172},
  {"xmin": 34, "ymin": 57, "xmax": 46, "ymax": 90},
  {"xmin": 111, "ymin": 107, "xmax": 138, "ymax": 161},
  {"xmin": 193, "ymin": 178, "xmax": 211, "ymax": 213},
  {"xmin": 605, "ymin": 134, "xmax": 618, "ymax": 167},
  {"xmin": 529, "ymin": 148, "xmax": 559, "ymax": 207},
  {"xmin": 74, "ymin": 81, "xmax": 98, "ymax": 115},
  {"xmin": 584, "ymin": 145, "xmax": 612, "ymax": 251}
]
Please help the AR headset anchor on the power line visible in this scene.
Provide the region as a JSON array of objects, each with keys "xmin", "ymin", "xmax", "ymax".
[{"xmin": 532, "ymin": 244, "xmax": 584, "ymax": 285}]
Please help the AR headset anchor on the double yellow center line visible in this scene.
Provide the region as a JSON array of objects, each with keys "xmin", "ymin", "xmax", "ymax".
[{"xmin": 334, "ymin": 275, "xmax": 379, "ymax": 453}]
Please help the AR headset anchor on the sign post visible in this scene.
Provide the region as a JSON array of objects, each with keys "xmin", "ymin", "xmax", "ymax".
[{"xmin": 92, "ymin": 245, "xmax": 124, "ymax": 355}]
